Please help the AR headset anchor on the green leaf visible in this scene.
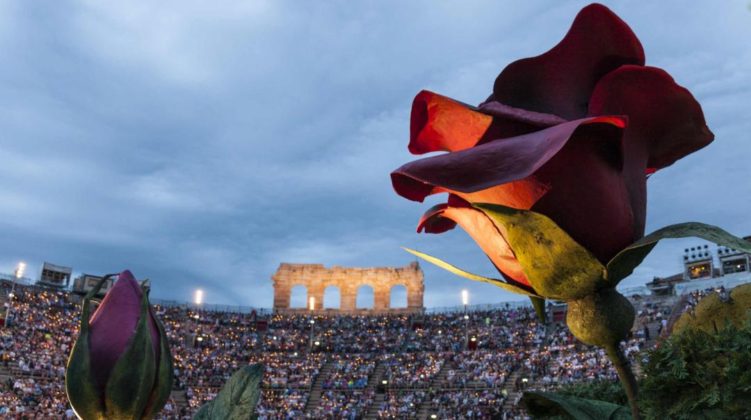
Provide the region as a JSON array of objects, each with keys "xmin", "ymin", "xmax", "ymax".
[
  {"xmin": 193, "ymin": 403, "xmax": 211, "ymax": 419},
  {"xmin": 104, "ymin": 289, "xmax": 157, "ymax": 419},
  {"xmin": 65, "ymin": 291, "xmax": 106, "ymax": 420},
  {"xmin": 530, "ymin": 296, "xmax": 546, "ymax": 323},
  {"xmin": 521, "ymin": 391, "xmax": 632, "ymax": 419},
  {"xmin": 402, "ymin": 247, "xmax": 540, "ymax": 297},
  {"xmin": 193, "ymin": 364, "xmax": 264, "ymax": 420},
  {"xmin": 606, "ymin": 222, "xmax": 751, "ymax": 287},
  {"xmin": 473, "ymin": 203, "xmax": 607, "ymax": 301}
]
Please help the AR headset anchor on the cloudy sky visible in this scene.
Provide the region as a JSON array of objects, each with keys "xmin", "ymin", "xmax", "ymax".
[{"xmin": 1, "ymin": 0, "xmax": 750, "ymax": 308}]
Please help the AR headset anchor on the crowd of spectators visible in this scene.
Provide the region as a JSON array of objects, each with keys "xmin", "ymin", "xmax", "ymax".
[
  {"xmin": 375, "ymin": 390, "xmax": 425, "ymax": 418},
  {"xmin": 382, "ymin": 352, "xmax": 445, "ymax": 388},
  {"xmin": 423, "ymin": 389, "xmax": 506, "ymax": 419},
  {"xmin": 307, "ymin": 390, "xmax": 374, "ymax": 419},
  {"xmin": 323, "ymin": 354, "xmax": 376, "ymax": 389},
  {"xmin": 257, "ymin": 389, "xmax": 309, "ymax": 419},
  {"xmin": 0, "ymin": 281, "xmax": 697, "ymax": 418},
  {"xmin": 0, "ymin": 377, "xmax": 71, "ymax": 417},
  {"xmin": 446, "ymin": 351, "xmax": 515, "ymax": 387}
]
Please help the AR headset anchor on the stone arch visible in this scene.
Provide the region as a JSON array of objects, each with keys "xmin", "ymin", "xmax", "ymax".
[
  {"xmin": 323, "ymin": 286, "xmax": 340, "ymax": 309},
  {"xmin": 289, "ymin": 285, "xmax": 307, "ymax": 308},
  {"xmin": 272, "ymin": 262, "xmax": 424, "ymax": 313},
  {"xmin": 390, "ymin": 284, "xmax": 408, "ymax": 308}
]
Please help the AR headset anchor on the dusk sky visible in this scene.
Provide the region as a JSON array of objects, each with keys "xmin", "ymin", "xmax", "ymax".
[{"xmin": 1, "ymin": 0, "xmax": 750, "ymax": 308}]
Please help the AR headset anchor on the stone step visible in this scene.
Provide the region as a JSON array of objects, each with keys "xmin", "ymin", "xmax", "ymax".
[
  {"xmin": 366, "ymin": 362, "xmax": 386, "ymax": 390},
  {"xmin": 363, "ymin": 392, "xmax": 386, "ymax": 419},
  {"xmin": 502, "ymin": 370, "xmax": 523, "ymax": 412},
  {"xmin": 303, "ymin": 358, "xmax": 335, "ymax": 413}
]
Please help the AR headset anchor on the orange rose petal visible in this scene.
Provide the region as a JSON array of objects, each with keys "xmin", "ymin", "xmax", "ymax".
[
  {"xmin": 418, "ymin": 203, "xmax": 531, "ymax": 288},
  {"xmin": 409, "ymin": 90, "xmax": 494, "ymax": 155},
  {"xmin": 449, "ymin": 177, "xmax": 550, "ymax": 210}
]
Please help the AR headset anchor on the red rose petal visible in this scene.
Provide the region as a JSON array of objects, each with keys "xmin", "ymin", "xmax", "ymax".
[
  {"xmin": 588, "ymin": 65, "xmax": 714, "ymax": 170},
  {"xmin": 392, "ymin": 116, "xmax": 626, "ymax": 205},
  {"xmin": 531, "ymin": 122, "xmax": 636, "ymax": 263},
  {"xmin": 492, "ymin": 3, "xmax": 645, "ymax": 119},
  {"xmin": 477, "ymin": 100, "xmax": 567, "ymax": 127},
  {"xmin": 588, "ymin": 66, "xmax": 713, "ymax": 240}
]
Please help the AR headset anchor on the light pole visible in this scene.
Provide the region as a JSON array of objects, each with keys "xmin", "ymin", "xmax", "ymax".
[
  {"xmin": 462, "ymin": 289, "xmax": 469, "ymax": 350},
  {"xmin": 194, "ymin": 289, "xmax": 204, "ymax": 306},
  {"xmin": 5, "ymin": 262, "xmax": 26, "ymax": 327},
  {"xmin": 308, "ymin": 297, "xmax": 315, "ymax": 351}
]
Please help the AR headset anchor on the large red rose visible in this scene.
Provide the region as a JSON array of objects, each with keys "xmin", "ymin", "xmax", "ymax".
[{"xmin": 391, "ymin": 4, "xmax": 712, "ymax": 291}]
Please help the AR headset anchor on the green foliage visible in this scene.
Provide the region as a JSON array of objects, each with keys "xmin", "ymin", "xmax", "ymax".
[
  {"xmin": 557, "ymin": 379, "xmax": 628, "ymax": 407},
  {"xmin": 641, "ymin": 321, "xmax": 751, "ymax": 419}
]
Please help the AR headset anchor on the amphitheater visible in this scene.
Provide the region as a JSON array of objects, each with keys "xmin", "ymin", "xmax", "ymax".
[{"xmin": 0, "ymin": 262, "xmax": 692, "ymax": 419}]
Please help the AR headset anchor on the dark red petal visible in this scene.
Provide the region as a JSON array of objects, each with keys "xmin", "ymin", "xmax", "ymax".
[
  {"xmin": 492, "ymin": 4, "xmax": 645, "ymax": 119},
  {"xmin": 392, "ymin": 116, "xmax": 626, "ymax": 203},
  {"xmin": 588, "ymin": 65, "xmax": 714, "ymax": 170},
  {"xmin": 417, "ymin": 203, "xmax": 456, "ymax": 234},
  {"xmin": 531, "ymin": 122, "xmax": 636, "ymax": 264},
  {"xmin": 588, "ymin": 66, "xmax": 713, "ymax": 240},
  {"xmin": 477, "ymin": 100, "xmax": 566, "ymax": 127},
  {"xmin": 89, "ymin": 271, "xmax": 143, "ymax": 390},
  {"xmin": 419, "ymin": 203, "xmax": 531, "ymax": 287}
]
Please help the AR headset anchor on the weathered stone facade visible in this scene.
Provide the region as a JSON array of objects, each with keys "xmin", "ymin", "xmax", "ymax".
[{"xmin": 272, "ymin": 262, "xmax": 424, "ymax": 313}]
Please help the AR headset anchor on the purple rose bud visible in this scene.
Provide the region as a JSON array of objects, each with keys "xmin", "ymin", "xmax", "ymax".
[
  {"xmin": 89, "ymin": 270, "xmax": 160, "ymax": 389},
  {"xmin": 66, "ymin": 270, "xmax": 173, "ymax": 419}
]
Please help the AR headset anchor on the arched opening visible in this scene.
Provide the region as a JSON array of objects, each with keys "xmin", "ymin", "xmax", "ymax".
[
  {"xmin": 356, "ymin": 285, "xmax": 374, "ymax": 309},
  {"xmin": 290, "ymin": 285, "xmax": 308, "ymax": 308},
  {"xmin": 323, "ymin": 286, "xmax": 340, "ymax": 309},
  {"xmin": 390, "ymin": 284, "xmax": 408, "ymax": 308}
]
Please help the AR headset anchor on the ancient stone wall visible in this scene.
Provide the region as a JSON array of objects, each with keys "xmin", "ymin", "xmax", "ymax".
[{"xmin": 272, "ymin": 262, "xmax": 424, "ymax": 313}]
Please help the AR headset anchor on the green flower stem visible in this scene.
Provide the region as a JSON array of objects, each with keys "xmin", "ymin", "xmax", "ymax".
[{"xmin": 604, "ymin": 342, "xmax": 641, "ymax": 420}]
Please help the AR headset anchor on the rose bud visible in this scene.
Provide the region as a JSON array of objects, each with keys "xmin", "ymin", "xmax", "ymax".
[{"xmin": 66, "ymin": 270, "xmax": 173, "ymax": 419}]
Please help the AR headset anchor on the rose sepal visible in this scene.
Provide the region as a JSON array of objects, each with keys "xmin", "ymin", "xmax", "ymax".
[
  {"xmin": 66, "ymin": 274, "xmax": 116, "ymax": 420},
  {"xmin": 472, "ymin": 203, "xmax": 607, "ymax": 301},
  {"xmin": 402, "ymin": 247, "xmax": 547, "ymax": 321},
  {"xmin": 605, "ymin": 222, "xmax": 751, "ymax": 287},
  {"xmin": 402, "ymin": 247, "xmax": 540, "ymax": 297},
  {"xmin": 141, "ymin": 284, "xmax": 174, "ymax": 418},
  {"xmin": 104, "ymin": 283, "xmax": 157, "ymax": 419}
]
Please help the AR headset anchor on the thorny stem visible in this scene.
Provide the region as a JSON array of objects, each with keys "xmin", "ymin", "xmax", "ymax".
[{"xmin": 604, "ymin": 342, "xmax": 641, "ymax": 420}]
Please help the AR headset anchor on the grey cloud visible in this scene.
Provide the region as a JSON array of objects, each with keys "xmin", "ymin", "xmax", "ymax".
[{"xmin": 1, "ymin": 0, "xmax": 750, "ymax": 308}]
